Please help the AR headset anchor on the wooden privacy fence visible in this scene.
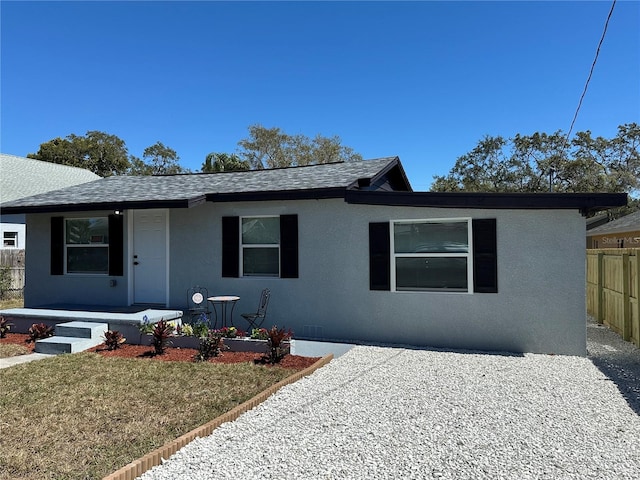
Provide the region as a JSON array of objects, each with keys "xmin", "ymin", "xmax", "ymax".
[
  {"xmin": 587, "ymin": 248, "xmax": 639, "ymax": 347},
  {"xmin": 0, "ymin": 249, "xmax": 25, "ymax": 299}
]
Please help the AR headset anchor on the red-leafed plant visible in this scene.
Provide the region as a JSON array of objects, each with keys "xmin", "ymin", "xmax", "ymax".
[
  {"xmin": 103, "ymin": 330, "xmax": 126, "ymax": 351},
  {"xmin": 27, "ymin": 323, "xmax": 54, "ymax": 343},
  {"xmin": 0, "ymin": 316, "xmax": 12, "ymax": 338},
  {"xmin": 256, "ymin": 326, "xmax": 292, "ymax": 364},
  {"xmin": 151, "ymin": 319, "xmax": 174, "ymax": 355}
]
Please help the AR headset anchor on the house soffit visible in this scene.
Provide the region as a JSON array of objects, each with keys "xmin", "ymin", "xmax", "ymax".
[{"xmin": 345, "ymin": 191, "xmax": 628, "ymax": 216}]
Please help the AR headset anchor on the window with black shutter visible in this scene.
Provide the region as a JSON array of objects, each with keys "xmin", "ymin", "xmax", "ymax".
[
  {"xmin": 369, "ymin": 218, "xmax": 497, "ymax": 293},
  {"xmin": 222, "ymin": 214, "xmax": 298, "ymax": 278}
]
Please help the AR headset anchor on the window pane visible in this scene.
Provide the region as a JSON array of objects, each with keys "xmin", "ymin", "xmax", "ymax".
[
  {"xmin": 242, "ymin": 217, "xmax": 280, "ymax": 245},
  {"xmin": 67, "ymin": 247, "xmax": 109, "ymax": 274},
  {"xmin": 3, "ymin": 232, "xmax": 17, "ymax": 247},
  {"xmin": 394, "ymin": 221, "xmax": 468, "ymax": 253},
  {"xmin": 243, "ymin": 247, "xmax": 279, "ymax": 276},
  {"xmin": 66, "ymin": 219, "xmax": 109, "ymax": 245},
  {"xmin": 396, "ymin": 257, "xmax": 467, "ymax": 291}
]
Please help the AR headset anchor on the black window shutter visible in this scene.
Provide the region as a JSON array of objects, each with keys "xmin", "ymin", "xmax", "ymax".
[
  {"xmin": 280, "ymin": 214, "xmax": 299, "ymax": 278},
  {"xmin": 222, "ymin": 216, "xmax": 240, "ymax": 277},
  {"xmin": 108, "ymin": 214, "xmax": 124, "ymax": 276},
  {"xmin": 369, "ymin": 222, "xmax": 391, "ymax": 291},
  {"xmin": 51, "ymin": 216, "xmax": 64, "ymax": 275},
  {"xmin": 473, "ymin": 218, "xmax": 498, "ymax": 293}
]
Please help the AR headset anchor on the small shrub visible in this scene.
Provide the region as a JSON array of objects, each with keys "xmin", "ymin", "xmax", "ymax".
[
  {"xmin": 216, "ymin": 326, "xmax": 244, "ymax": 338},
  {"xmin": 103, "ymin": 330, "xmax": 126, "ymax": 351},
  {"xmin": 192, "ymin": 319, "xmax": 210, "ymax": 338},
  {"xmin": 139, "ymin": 315, "xmax": 154, "ymax": 335},
  {"xmin": 250, "ymin": 328, "xmax": 269, "ymax": 340},
  {"xmin": 0, "ymin": 316, "xmax": 12, "ymax": 338},
  {"xmin": 27, "ymin": 323, "xmax": 54, "ymax": 343},
  {"xmin": 256, "ymin": 326, "xmax": 292, "ymax": 364},
  {"xmin": 194, "ymin": 330, "xmax": 227, "ymax": 362},
  {"xmin": 151, "ymin": 319, "xmax": 174, "ymax": 355},
  {"xmin": 177, "ymin": 323, "xmax": 194, "ymax": 336}
]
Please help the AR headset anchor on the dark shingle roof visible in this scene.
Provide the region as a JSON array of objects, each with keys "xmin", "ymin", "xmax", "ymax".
[
  {"xmin": 587, "ymin": 210, "xmax": 640, "ymax": 235},
  {"xmin": 2, "ymin": 154, "xmax": 625, "ymax": 216},
  {"xmin": 1, "ymin": 157, "xmax": 407, "ymax": 214}
]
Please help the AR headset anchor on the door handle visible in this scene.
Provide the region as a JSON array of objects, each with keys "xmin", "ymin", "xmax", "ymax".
[{"xmin": 133, "ymin": 261, "xmax": 139, "ymax": 265}]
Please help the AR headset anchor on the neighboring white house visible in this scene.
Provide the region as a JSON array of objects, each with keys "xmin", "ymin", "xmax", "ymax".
[
  {"xmin": 0, "ymin": 157, "xmax": 627, "ymax": 355},
  {"xmin": 0, "ymin": 153, "xmax": 100, "ymax": 249}
]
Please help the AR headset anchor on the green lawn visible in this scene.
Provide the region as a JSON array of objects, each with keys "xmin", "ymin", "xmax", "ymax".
[{"xmin": 0, "ymin": 352, "xmax": 297, "ymax": 480}]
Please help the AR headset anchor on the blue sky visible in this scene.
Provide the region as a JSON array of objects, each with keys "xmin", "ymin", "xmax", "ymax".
[{"xmin": 1, "ymin": 1, "xmax": 638, "ymax": 190}]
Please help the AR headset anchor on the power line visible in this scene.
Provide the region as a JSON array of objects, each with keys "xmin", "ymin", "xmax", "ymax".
[{"xmin": 563, "ymin": 0, "xmax": 617, "ymax": 149}]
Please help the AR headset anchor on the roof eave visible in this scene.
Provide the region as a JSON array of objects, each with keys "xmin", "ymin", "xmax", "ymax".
[
  {"xmin": 345, "ymin": 191, "xmax": 628, "ymax": 215},
  {"xmin": 1, "ymin": 187, "xmax": 352, "ymax": 214},
  {"xmin": 1, "ymin": 196, "xmax": 206, "ymax": 215}
]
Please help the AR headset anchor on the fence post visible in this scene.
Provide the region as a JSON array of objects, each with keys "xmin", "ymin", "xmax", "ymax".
[
  {"xmin": 622, "ymin": 253, "xmax": 631, "ymax": 341},
  {"xmin": 596, "ymin": 252, "xmax": 604, "ymax": 324},
  {"xmin": 0, "ymin": 250, "xmax": 24, "ymax": 301},
  {"xmin": 634, "ymin": 253, "xmax": 640, "ymax": 348}
]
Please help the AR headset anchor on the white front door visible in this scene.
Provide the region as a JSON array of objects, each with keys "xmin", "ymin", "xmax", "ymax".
[{"xmin": 132, "ymin": 209, "xmax": 168, "ymax": 305}]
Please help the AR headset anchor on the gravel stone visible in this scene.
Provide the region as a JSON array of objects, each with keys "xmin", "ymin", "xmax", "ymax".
[{"xmin": 138, "ymin": 317, "xmax": 640, "ymax": 480}]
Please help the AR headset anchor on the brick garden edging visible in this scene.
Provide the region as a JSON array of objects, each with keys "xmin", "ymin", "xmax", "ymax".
[{"xmin": 103, "ymin": 353, "xmax": 334, "ymax": 480}]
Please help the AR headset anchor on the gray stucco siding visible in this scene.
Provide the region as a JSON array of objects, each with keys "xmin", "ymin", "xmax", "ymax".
[
  {"xmin": 24, "ymin": 212, "xmax": 131, "ymax": 307},
  {"xmin": 169, "ymin": 199, "xmax": 586, "ymax": 355},
  {"xmin": 23, "ymin": 200, "xmax": 587, "ymax": 355}
]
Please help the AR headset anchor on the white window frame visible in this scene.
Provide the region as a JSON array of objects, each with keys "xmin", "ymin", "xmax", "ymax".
[
  {"xmin": 390, "ymin": 217, "xmax": 473, "ymax": 293},
  {"xmin": 3, "ymin": 231, "xmax": 18, "ymax": 248},
  {"xmin": 240, "ymin": 215, "xmax": 280, "ymax": 277},
  {"xmin": 64, "ymin": 217, "xmax": 109, "ymax": 275}
]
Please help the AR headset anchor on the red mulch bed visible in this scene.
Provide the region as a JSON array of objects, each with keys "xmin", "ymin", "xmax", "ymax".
[
  {"xmin": 0, "ymin": 333, "xmax": 319, "ymax": 369},
  {"xmin": 0, "ymin": 333, "xmax": 34, "ymax": 351}
]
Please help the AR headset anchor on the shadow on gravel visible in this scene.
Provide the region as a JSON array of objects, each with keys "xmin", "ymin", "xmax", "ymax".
[
  {"xmin": 401, "ymin": 344, "xmax": 525, "ymax": 357},
  {"xmin": 589, "ymin": 355, "xmax": 640, "ymax": 416},
  {"xmin": 587, "ymin": 321, "xmax": 640, "ymax": 416}
]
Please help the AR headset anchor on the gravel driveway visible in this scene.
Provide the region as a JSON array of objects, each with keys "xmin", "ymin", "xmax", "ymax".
[{"xmin": 139, "ymin": 318, "xmax": 640, "ymax": 480}]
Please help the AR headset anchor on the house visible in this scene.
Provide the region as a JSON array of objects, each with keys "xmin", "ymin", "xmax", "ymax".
[
  {"xmin": 586, "ymin": 210, "xmax": 640, "ymax": 249},
  {"xmin": 0, "ymin": 153, "xmax": 100, "ymax": 250},
  {"xmin": 0, "ymin": 157, "xmax": 626, "ymax": 355}
]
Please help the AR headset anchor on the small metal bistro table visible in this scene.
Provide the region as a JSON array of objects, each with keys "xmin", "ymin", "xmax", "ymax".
[{"xmin": 207, "ymin": 296, "xmax": 240, "ymax": 328}]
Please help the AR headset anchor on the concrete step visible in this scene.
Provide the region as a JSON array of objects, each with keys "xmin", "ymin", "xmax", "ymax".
[
  {"xmin": 35, "ymin": 336, "xmax": 105, "ymax": 354},
  {"xmin": 55, "ymin": 321, "xmax": 108, "ymax": 340},
  {"xmin": 34, "ymin": 321, "xmax": 109, "ymax": 354}
]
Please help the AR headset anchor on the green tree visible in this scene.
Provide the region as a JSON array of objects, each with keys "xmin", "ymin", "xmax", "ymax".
[
  {"xmin": 201, "ymin": 152, "xmax": 250, "ymax": 173},
  {"xmin": 126, "ymin": 156, "xmax": 151, "ymax": 176},
  {"xmin": 128, "ymin": 141, "xmax": 185, "ymax": 175},
  {"xmin": 431, "ymin": 123, "xmax": 640, "ymax": 197},
  {"xmin": 28, "ymin": 131, "xmax": 130, "ymax": 177},
  {"xmin": 237, "ymin": 124, "xmax": 363, "ymax": 169}
]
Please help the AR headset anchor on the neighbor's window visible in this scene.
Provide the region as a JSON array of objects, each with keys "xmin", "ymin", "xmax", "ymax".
[
  {"xmin": 3, "ymin": 232, "xmax": 18, "ymax": 248},
  {"xmin": 65, "ymin": 218, "xmax": 109, "ymax": 274},
  {"xmin": 241, "ymin": 216, "xmax": 280, "ymax": 276},
  {"xmin": 392, "ymin": 218, "xmax": 472, "ymax": 292}
]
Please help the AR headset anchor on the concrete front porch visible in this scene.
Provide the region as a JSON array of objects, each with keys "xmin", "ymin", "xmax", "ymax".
[{"xmin": 0, "ymin": 304, "xmax": 183, "ymax": 349}]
